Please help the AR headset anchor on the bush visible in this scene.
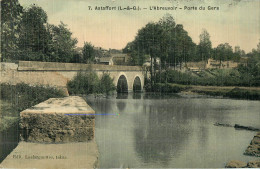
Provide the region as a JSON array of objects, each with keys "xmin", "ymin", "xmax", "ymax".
[
  {"xmin": 225, "ymin": 88, "xmax": 260, "ymax": 100},
  {"xmin": 155, "ymin": 69, "xmax": 260, "ymax": 87},
  {"xmin": 67, "ymin": 71, "xmax": 116, "ymax": 95},
  {"xmin": 99, "ymin": 74, "xmax": 116, "ymax": 94},
  {"xmin": 147, "ymin": 83, "xmax": 188, "ymax": 93},
  {"xmin": 0, "ymin": 83, "xmax": 65, "ymax": 112}
]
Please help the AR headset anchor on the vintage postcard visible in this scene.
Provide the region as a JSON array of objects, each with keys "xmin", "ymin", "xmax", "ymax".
[{"xmin": 0, "ymin": 0, "xmax": 259, "ymax": 168}]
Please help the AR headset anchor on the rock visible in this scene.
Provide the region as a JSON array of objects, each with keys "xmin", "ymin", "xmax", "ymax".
[
  {"xmin": 225, "ymin": 160, "xmax": 247, "ymax": 168},
  {"xmin": 214, "ymin": 122, "xmax": 233, "ymax": 127},
  {"xmin": 20, "ymin": 96, "xmax": 95, "ymax": 143},
  {"xmin": 247, "ymin": 160, "xmax": 260, "ymax": 168},
  {"xmin": 234, "ymin": 124, "xmax": 260, "ymax": 131},
  {"xmin": 244, "ymin": 132, "xmax": 260, "ymax": 157}
]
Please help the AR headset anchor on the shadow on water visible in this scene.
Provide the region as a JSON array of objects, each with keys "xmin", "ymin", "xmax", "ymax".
[
  {"xmin": 0, "ymin": 122, "xmax": 19, "ymax": 163},
  {"xmin": 132, "ymin": 93, "xmax": 142, "ymax": 99},
  {"xmin": 116, "ymin": 101, "xmax": 127, "ymax": 112},
  {"xmin": 116, "ymin": 93, "xmax": 129, "ymax": 99},
  {"xmin": 133, "ymin": 102, "xmax": 192, "ymax": 166}
]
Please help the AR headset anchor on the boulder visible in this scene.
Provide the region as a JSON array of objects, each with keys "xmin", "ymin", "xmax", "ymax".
[
  {"xmin": 20, "ymin": 96, "xmax": 95, "ymax": 143},
  {"xmin": 225, "ymin": 160, "xmax": 247, "ymax": 168},
  {"xmin": 247, "ymin": 160, "xmax": 260, "ymax": 168},
  {"xmin": 244, "ymin": 132, "xmax": 260, "ymax": 157}
]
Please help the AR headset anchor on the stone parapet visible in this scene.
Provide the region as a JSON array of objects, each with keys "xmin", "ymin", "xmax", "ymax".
[
  {"xmin": 20, "ymin": 96, "xmax": 95, "ymax": 143},
  {"xmin": 18, "ymin": 60, "xmax": 143, "ymax": 71}
]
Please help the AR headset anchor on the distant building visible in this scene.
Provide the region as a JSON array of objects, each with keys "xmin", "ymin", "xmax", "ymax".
[
  {"xmin": 99, "ymin": 57, "xmax": 113, "ymax": 65},
  {"xmin": 185, "ymin": 58, "xmax": 240, "ymax": 71},
  {"xmin": 111, "ymin": 54, "xmax": 130, "ymax": 65}
]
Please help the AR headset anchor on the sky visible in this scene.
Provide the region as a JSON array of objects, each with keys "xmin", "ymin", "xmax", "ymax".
[{"xmin": 19, "ymin": 0, "xmax": 260, "ymax": 53}]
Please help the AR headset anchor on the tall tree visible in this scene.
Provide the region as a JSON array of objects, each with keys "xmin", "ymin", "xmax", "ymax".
[
  {"xmin": 214, "ymin": 43, "xmax": 233, "ymax": 66},
  {"xmin": 48, "ymin": 22, "xmax": 78, "ymax": 62},
  {"xmin": 158, "ymin": 14, "xmax": 176, "ymax": 68},
  {"xmin": 82, "ymin": 42, "xmax": 94, "ymax": 63},
  {"xmin": 18, "ymin": 5, "xmax": 50, "ymax": 61},
  {"xmin": 198, "ymin": 29, "xmax": 212, "ymax": 62},
  {"xmin": 1, "ymin": 0, "xmax": 23, "ymax": 61}
]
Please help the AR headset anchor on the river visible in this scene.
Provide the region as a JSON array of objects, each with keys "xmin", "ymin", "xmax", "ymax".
[{"xmin": 86, "ymin": 93, "xmax": 260, "ymax": 168}]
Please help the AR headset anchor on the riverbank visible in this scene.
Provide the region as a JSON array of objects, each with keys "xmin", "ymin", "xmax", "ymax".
[{"xmin": 151, "ymin": 83, "xmax": 260, "ymax": 100}]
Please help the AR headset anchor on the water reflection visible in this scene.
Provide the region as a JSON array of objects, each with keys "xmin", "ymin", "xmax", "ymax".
[
  {"xmin": 116, "ymin": 101, "xmax": 126, "ymax": 112},
  {"xmin": 116, "ymin": 93, "xmax": 129, "ymax": 99},
  {"xmin": 86, "ymin": 93, "xmax": 260, "ymax": 168},
  {"xmin": 132, "ymin": 93, "xmax": 142, "ymax": 99},
  {"xmin": 134, "ymin": 104, "xmax": 192, "ymax": 166}
]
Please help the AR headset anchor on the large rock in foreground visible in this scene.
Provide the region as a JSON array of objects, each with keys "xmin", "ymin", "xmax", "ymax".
[
  {"xmin": 20, "ymin": 96, "xmax": 95, "ymax": 143},
  {"xmin": 244, "ymin": 132, "xmax": 260, "ymax": 157}
]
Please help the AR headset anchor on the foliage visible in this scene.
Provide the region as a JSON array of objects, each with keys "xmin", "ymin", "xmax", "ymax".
[
  {"xmin": 0, "ymin": 116, "xmax": 18, "ymax": 132},
  {"xmin": 0, "ymin": 83, "xmax": 65, "ymax": 112},
  {"xmin": 18, "ymin": 5, "xmax": 49, "ymax": 61},
  {"xmin": 198, "ymin": 29, "xmax": 212, "ymax": 61},
  {"xmin": 147, "ymin": 83, "xmax": 188, "ymax": 93},
  {"xmin": 1, "ymin": 2, "xmax": 79, "ymax": 63},
  {"xmin": 99, "ymin": 74, "xmax": 116, "ymax": 94},
  {"xmin": 212, "ymin": 43, "xmax": 234, "ymax": 64},
  {"xmin": 123, "ymin": 14, "xmax": 197, "ymax": 88},
  {"xmin": 67, "ymin": 71, "xmax": 116, "ymax": 95},
  {"xmin": 153, "ymin": 67, "xmax": 260, "ymax": 87},
  {"xmin": 1, "ymin": 0, "xmax": 23, "ymax": 61},
  {"xmin": 47, "ymin": 22, "xmax": 78, "ymax": 62},
  {"xmin": 82, "ymin": 42, "xmax": 95, "ymax": 63},
  {"xmin": 226, "ymin": 88, "xmax": 260, "ymax": 100}
]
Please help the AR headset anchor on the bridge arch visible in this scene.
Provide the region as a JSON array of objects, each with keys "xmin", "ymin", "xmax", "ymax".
[
  {"xmin": 133, "ymin": 76, "xmax": 142, "ymax": 92},
  {"xmin": 116, "ymin": 74, "xmax": 128, "ymax": 93}
]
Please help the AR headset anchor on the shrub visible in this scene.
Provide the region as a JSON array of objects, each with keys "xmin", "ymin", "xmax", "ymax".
[
  {"xmin": 225, "ymin": 88, "xmax": 260, "ymax": 100},
  {"xmin": 0, "ymin": 83, "xmax": 65, "ymax": 112},
  {"xmin": 155, "ymin": 69, "xmax": 260, "ymax": 87},
  {"xmin": 99, "ymin": 73, "xmax": 116, "ymax": 94},
  {"xmin": 67, "ymin": 71, "xmax": 116, "ymax": 95}
]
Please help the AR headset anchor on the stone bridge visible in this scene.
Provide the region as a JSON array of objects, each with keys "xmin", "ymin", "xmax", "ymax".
[{"xmin": 0, "ymin": 61, "xmax": 145, "ymax": 94}]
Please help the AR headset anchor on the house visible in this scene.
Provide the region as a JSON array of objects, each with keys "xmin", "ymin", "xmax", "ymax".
[
  {"xmin": 99, "ymin": 57, "xmax": 113, "ymax": 65},
  {"xmin": 111, "ymin": 54, "xmax": 130, "ymax": 65}
]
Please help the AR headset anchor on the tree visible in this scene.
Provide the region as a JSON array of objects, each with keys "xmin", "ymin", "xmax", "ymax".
[
  {"xmin": 234, "ymin": 46, "xmax": 243, "ymax": 61},
  {"xmin": 214, "ymin": 43, "xmax": 233, "ymax": 66},
  {"xmin": 257, "ymin": 39, "xmax": 260, "ymax": 53},
  {"xmin": 18, "ymin": 5, "xmax": 50, "ymax": 61},
  {"xmin": 158, "ymin": 14, "xmax": 176, "ymax": 68},
  {"xmin": 124, "ymin": 14, "xmax": 196, "ymax": 87},
  {"xmin": 1, "ymin": 0, "xmax": 23, "ymax": 61},
  {"xmin": 198, "ymin": 29, "xmax": 212, "ymax": 62},
  {"xmin": 48, "ymin": 22, "xmax": 78, "ymax": 62},
  {"xmin": 82, "ymin": 42, "xmax": 94, "ymax": 63}
]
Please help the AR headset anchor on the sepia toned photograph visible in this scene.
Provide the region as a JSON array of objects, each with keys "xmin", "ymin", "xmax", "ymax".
[{"xmin": 0, "ymin": 0, "xmax": 259, "ymax": 168}]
